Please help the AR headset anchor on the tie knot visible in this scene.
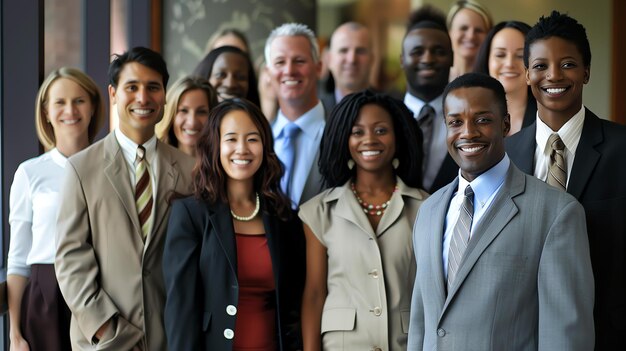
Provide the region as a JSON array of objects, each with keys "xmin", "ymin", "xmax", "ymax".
[
  {"xmin": 464, "ymin": 185, "xmax": 474, "ymax": 198},
  {"xmin": 136, "ymin": 145, "xmax": 146, "ymax": 162},
  {"xmin": 548, "ymin": 134, "xmax": 565, "ymax": 151},
  {"xmin": 283, "ymin": 122, "xmax": 300, "ymax": 138},
  {"xmin": 418, "ymin": 104, "xmax": 435, "ymax": 121}
]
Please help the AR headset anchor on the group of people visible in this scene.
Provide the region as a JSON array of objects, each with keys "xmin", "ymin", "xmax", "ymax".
[{"xmin": 6, "ymin": 1, "xmax": 626, "ymax": 350}]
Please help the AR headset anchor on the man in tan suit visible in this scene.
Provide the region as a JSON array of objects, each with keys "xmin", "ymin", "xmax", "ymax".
[{"xmin": 55, "ymin": 47, "xmax": 194, "ymax": 350}]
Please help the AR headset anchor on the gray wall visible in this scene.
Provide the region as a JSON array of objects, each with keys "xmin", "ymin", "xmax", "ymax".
[{"xmin": 163, "ymin": 0, "xmax": 317, "ymax": 84}]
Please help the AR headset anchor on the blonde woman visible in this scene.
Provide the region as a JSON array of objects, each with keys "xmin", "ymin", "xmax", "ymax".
[
  {"xmin": 8, "ymin": 67, "xmax": 104, "ymax": 351},
  {"xmin": 447, "ymin": 0, "xmax": 493, "ymax": 80},
  {"xmin": 155, "ymin": 76, "xmax": 218, "ymax": 157}
]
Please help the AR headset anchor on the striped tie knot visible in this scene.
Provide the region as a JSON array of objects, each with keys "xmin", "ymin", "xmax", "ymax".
[{"xmin": 546, "ymin": 134, "xmax": 567, "ymax": 191}]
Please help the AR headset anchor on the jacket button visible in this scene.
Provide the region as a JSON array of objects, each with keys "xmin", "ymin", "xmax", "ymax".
[
  {"xmin": 372, "ymin": 307, "xmax": 382, "ymax": 316},
  {"xmin": 437, "ymin": 328, "xmax": 446, "ymax": 337},
  {"xmin": 371, "ymin": 347, "xmax": 383, "ymax": 351},
  {"xmin": 369, "ymin": 269, "xmax": 379, "ymax": 278},
  {"xmin": 226, "ymin": 305, "xmax": 237, "ymax": 316},
  {"xmin": 224, "ymin": 328, "xmax": 234, "ymax": 339}
]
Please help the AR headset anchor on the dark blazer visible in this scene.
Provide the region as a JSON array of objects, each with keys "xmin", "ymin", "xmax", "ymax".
[
  {"xmin": 506, "ymin": 108, "xmax": 626, "ymax": 350},
  {"xmin": 163, "ymin": 196, "xmax": 305, "ymax": 351},
  {"xmin": 428, "ymin": 154, "xmax": 459, "ymax": 194},
  {"xmin": 521, "ymin": 96, "xmax": 537, "ymax": 130}
]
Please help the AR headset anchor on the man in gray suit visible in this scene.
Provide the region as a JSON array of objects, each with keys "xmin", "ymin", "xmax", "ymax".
[{"xmin": 408, "ymin": 73, "xmax": 594, "ymax": 350}]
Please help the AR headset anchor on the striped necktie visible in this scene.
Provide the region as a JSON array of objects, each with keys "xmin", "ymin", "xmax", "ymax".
[
  {"xmin": 135, "ymin": 145, "xmax": 153, "ymax": 240},
  {"xmin": 447, "ymin": 185, "xmax": 474, "ymax": 290},
  {"xmin": 546, "ymin": 133, "xmax": 567, "ymax": 191}
]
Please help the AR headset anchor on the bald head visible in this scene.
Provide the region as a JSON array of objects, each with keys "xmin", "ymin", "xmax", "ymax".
[{"xmin": 328, "ymin": 22, "xmax": 373, "ymax": 96}]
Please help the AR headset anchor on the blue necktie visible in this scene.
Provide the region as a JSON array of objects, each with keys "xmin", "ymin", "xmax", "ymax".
[{"xmin": 279, "ymin": 122, "xmax": 300, "ymax": 200}]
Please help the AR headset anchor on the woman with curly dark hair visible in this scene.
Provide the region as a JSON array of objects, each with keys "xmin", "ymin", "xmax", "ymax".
[
  {"xmin": 299, "ymin": 90, "xmax": 429, "ymax": 350},
  {"xmin": 163, "ymin": 98, "xmax": 304, "ymax": 350}
]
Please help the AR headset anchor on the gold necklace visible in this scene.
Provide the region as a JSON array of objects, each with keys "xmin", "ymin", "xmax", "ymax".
[{"xmin": 230, "ymin": 193, "xmax": 260, "ymax": 221}]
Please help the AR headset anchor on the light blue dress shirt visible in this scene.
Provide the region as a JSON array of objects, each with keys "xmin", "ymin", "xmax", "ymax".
[
  {"xmin": 272, "ymin": 101, "xmax": 326, "ymax": 207},
  {"xmin": 442, "ymin": 155, "xmax": 510, "ymax": 278}
]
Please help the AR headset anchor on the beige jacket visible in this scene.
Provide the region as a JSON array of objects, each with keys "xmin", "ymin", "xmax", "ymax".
[{"xmin": 55, "ymin": 133, "xmax": 194, "ymax": 351}]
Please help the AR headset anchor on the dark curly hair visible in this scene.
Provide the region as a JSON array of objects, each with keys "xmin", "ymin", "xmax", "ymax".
[
  {"xmin": 319, "ymin": 90, "xmax": 423, "ymax": 189},
  {"xmin": 524, "ymin": 11, "xmax": 591, "ymax": 68},
  {"xmin": 192, "ymin": 98, "xmax": 291, "ymax": 219}
]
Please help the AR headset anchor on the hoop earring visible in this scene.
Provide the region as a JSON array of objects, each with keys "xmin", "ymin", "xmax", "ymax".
[
  {"xmin": 347, "ymin": 159, "xmax": 355, "ymax": 170},
  {"xmin": 392, "ymin": 158, "xmax": 399, "ymax": 169}
]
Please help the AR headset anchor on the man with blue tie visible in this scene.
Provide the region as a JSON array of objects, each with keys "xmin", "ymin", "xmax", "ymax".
[
  {"xmin": 408, "ymin": 73, "xmax": 594, "ymax": 350},
  {"xmin": 265, "ymin": 23, "xmax": 326, "ymax": 207}
]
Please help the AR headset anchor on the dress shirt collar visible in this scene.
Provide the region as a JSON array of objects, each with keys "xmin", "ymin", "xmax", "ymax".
[
  {"xmin": 403, "ymin": 92, "xmax": 444, "ymax": 121},
  {"xmin": 274, "ymin": 101, "xmax": 325, "ymax": 139},
  {"xmin": 115, "ymin": 128, "xmax": 157, "ymax": 166},
  {"xmin": 535, "ymin": 105, "xmax": 585, "ymax": 157},
  {"xmin": 457, "ymin": 154, "xmax": 510, "ymax": 209},
  {"xmin": 49, "ymin": 148, "xmax": 68, "ymax": 168}
]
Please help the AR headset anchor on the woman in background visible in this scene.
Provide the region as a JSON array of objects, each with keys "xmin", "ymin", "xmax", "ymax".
[
  {"xmin": 205, "ymin": 28, "xmax": 250, "ymax": 54},
  {"xmin": 192, "ymin": 46, "xmax": 260, "ymax": 107},
  {"xmin": 163, "ymin": 99, "xmax": 304, "ymax": 350},
  {"xmin": 156, "ymin": 76, "xmax": 218, "ymax": 157},
  {"xmin": 474, "ymin": 21, "xmax": 535, "ymax": 135},
  {"xmin": 8, "ymin": 67, "xmax": 104, "ymax": 351},
  {"xmin": 300, "ymin": 90, "xmax": 428, "ymax": 350},
  {"xmin": 447, "ymin": 0, "xmax": 493, "ymax": 80}
]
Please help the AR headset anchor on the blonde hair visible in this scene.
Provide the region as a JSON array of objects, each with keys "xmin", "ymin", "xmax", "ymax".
[
  {"xmin": 35, "ymin": 67, "xmax": 105, "ymax": 151},
  {"xmin": 447, "ymin": 0, "xmax": 493, "ymax": 30},
  {"xmin": 156, "ymin": 76, "xmax": 218, "ymax": 147}
]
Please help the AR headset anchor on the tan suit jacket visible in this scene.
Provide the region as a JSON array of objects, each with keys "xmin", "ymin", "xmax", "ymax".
[
  {"xmin": 55, "ymin": 133, "xmax": 194, "ymax": 350},
  {"xmin": 299, "ymin": 178, "xmax": 428, "ymax": 350}
]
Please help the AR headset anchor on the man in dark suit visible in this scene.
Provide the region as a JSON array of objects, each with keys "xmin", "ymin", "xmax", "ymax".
[
  {"xmin": 401, "ymin": 5, "xmax": 458, "ymax": 193},
  {"xmin": 506, "ymin": 11, "xmax": 626, "ymax": 349},
  {"xmin": 320, "ymin": 22, "xmax": 373, "ymax": 113},
  {"xmin": 409, "ymin": 72, "xmax": 594, "ymax": 350}
]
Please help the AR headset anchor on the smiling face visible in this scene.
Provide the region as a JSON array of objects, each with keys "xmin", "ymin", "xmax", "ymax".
[
  {"xmin": 209, "ymin": 52, "xmax": 250, "ymax": 101},
  {"xmin": 401, "ymin": 27, "xmax": 453, "ymax": 101},
  {"xmin": 449, "ymin": 8, "xmax": 488, "ymax": 61},
  {"xmin": 109, "ymin": 62, "xmax": 165, "ymax": 144},
  {"xmin": 527, "ymin": 36, "xmax": 589, "ymax": 124},
  {"xmin": 328, "ymin": 25, "xmax": 372, "ymax": 94},
  {"xmin": 349, "ymin": 104, "xmax": 396, "ymax": 175},
  {"xmin": 219, "ymin": 109, "xmax": 264, "ymax": 185},
  {"xmin": 445, "ymin": 86, "xmax": 510, "ymax": 181},
  {"xmin": 173, "ymin": 89, "xmax": 210, "ymax": 156},
  {"xmin": 267, "ymin": 35, "xmax": 321, "ymax": 112},
  {"xmin": 46, "ymin": 77, "xmax": 93, "ymax": 145},
  {"xmin": 488, "ymin": 28, "xmax": 526, "ymax": 95}
]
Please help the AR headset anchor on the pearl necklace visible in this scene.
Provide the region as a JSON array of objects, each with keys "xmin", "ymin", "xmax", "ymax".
[
  {"xmin": 230, "ymin": 193, "xmax": 260, "ymax": 221},
  {"xmin": 351, "ymin": 183, "xmax": 398, "ymax": 216}
]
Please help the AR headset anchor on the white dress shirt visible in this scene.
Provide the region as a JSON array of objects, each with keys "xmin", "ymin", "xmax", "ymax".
[
  {"xmin": 115, "ymin": 129, "xmax": 158, "ymax": 233},
  {"xmin": 404, "ymin": 93, "xmax": 447, "ymax": 191},
  {"xmin": 533, "ymin": 105, "xmax": 585, "ymax": 187},
  {"xmin": 8, "ymin": 148, "xmax": 67, "ymax": 276},
  {"xmin": 442, "ymin": 155, "xmax": 510, "ymax": 278},
  {"xmin": 272, "ymin": 101, "xmax": 326, "ymax": 206}
]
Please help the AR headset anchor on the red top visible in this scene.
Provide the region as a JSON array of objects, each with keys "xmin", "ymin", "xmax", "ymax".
[{"xmin": 233, "ymin": 234, "xmax": 277, "ymax": 351}]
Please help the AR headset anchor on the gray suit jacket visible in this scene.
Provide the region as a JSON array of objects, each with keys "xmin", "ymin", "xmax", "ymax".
[
  {"xmin": 55, "ymin": 133, "xmax": 194, "ymax": 350},
  {"xmin": 408, "ymin": 162, "xmax": 594, "ymax": 351}
]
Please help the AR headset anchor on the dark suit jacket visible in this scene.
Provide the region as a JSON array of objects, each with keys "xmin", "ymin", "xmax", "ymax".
[
  {"xmin": 163, "ymin": 197, "xmax": 305, "ymax": 351},
  {"xmin": 506, "ymin": 108, "xmax": 626, "ymax": 350},
  {"xmin": 428, "ymin": 154, "xmax": 459, "ymax": 194}
]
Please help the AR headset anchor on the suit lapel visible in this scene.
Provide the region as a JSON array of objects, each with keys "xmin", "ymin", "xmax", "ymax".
[
  {"xmin": 333, "ymin": 184, "xmax": 377, "ymax": 239},
  {"xmin": 506, "ymin": 122, "xmax": 536, "ymax": 174},
  {"xmin": 442, "ymin": 165, "xmax": 523, "ymax": 312},
  {"xmin": 432, "ymin": 181, "xmax": 457, "ymax": 312},
  {"xmin": 567, "ymin": 109, "xmax": 602, "ymax": 199},
  {"xmin": 103, "ymin": 134, "xmax": 142, "ymax": 237},
  {"xmin": 210, "ymin": 202, "xmax": 238, "ymax": 277},
  {"xmin": 149, "ymin": 142, "xmax": 181, "ymax": 245}
]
